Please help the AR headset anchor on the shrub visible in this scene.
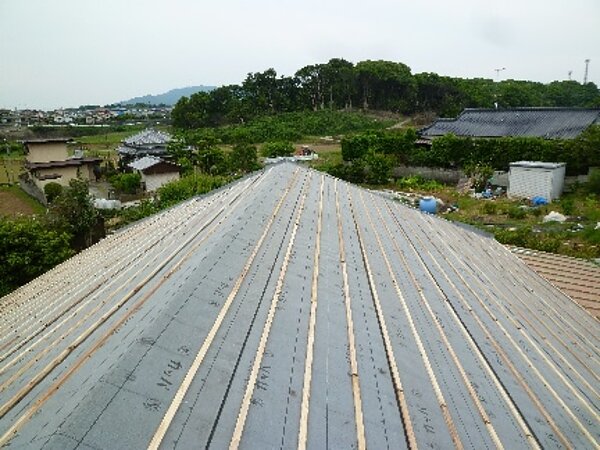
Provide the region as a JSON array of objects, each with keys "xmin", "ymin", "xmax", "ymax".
[
  {"xmin": 587, "ymin": 168, "xmax": 600, "ymax": 195},
  {"xmin": 230, "ymin": 143, "xmax": 260, "ymax": 173},
  {"xmin": 261, "ymin": 141, "xmax": 294, "ymax": 158},
  {"xmin": 481, "ymin": 202, "xmax": 498, "ymax": 215},
  {"xmin": 559, "ymin": 197, "xmax": 575, "ymax": 216},
  {"xmin": 582, "ymin": 227, "xmax": 600, "ymax": 245},
  {"xmin": 0, "ymin": 217, "xmax": 73, "ymax": 296},
  {"xmin": 507, "ymin": 205, "xmax": 527, "ymax": 219},
  {"xmin": 464, "ymin": 162, "xmax": 493, "ymax": 191},
  {"xmin": 396, "ymin": 175, "xmax": 444, "ymax": 192},
  {"xmin": 157, "ymin": 174, "xmax": 229, "ymax": 208},
  {"xmin": 44, "ymin": 182, "xmax": 63, "ymax": 203},
  {"xmin": 109, "ymin": 172, "xmax": 141, "ymax": 194},
  {"xmin": 363, "ymin": 151, "xmax": 392, "ymax": 185},
  {"xmin": 531, "ymin": 206, "xmax": 544, "ymax": 217},
  {"xmin": 494, "ymin": 226, "xmax": 531, "ymax": 247}
]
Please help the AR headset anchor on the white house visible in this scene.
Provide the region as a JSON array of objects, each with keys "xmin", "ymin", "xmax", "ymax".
[{"xmin": 128, "ymin": 156, "xmax": 180, "ymax": 192}]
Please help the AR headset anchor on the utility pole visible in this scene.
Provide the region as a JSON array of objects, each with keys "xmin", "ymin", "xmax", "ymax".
[
  {"xmin": 494, "ymin": 67, "xmax": 506, "ymax": 80},
  {"xmin": 568, "ymin": 70, "xmax": 572, "ymax": 81},
  {"xmin": 584, "ymin": 59, "xmax": 590, "ymax": 84}
]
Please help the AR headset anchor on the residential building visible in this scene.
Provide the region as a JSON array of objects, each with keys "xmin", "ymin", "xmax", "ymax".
[
  {"xmin": 128, "ymin": 156, "xmax": 180, "ymax": 191},
  {"xmin": 22, "ymin": 138, "xmax": 102, "ymax": 191},
  {"xmin": 420, "ymin": 107, "xmax": 600, "ymax": 139},
  {"xmin": 116, "ymin": 128, "xmax": 172, "ymax": 164}
]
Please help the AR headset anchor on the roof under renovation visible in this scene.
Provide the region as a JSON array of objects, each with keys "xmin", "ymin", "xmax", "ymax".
[
  {"xmin": 0, "ymin": 164, "xmax": 598, "ymax": 449},
  {"xmin": 420, "ymin": 107, "xmax": 600, "ymax": 139}
]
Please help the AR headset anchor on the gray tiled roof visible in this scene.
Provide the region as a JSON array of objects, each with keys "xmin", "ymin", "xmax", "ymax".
[
  {"xmin": 0, "ymin": 164, "xmax": 598, "ymax": 449},
  {"xmin": 420, "ymin": 107, "xmax": 600, "ymax": 139},
  {"xmin": 123, "ymin": 128, "xmax": 171, "ymax": 147},
  {"xmin": 128, "ymin": 155, "xmax": 163, "ymax": 171},
  {"xmin": 117, "ymin": 129, "xmax": 172, "ymax": 157}
]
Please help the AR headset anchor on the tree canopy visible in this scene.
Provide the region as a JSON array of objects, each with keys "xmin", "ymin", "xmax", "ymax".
[
  {"xmin": 172, "ymin": 58, "xmax": 600, "ymax": 129},
  {"xmin": 0, "ymin": 217, "xmax": 73, "ymax": 297}
]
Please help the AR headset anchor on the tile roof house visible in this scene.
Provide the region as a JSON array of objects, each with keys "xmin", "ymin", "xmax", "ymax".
[
  {"xmin": 128, "ymin": 156, "xmax": 181, "ymax": 192},
  {"xmin": 420, "ymin": 107, "xmax": 600, "ymax": 139},
  {"xmin": 116, "ymin": 129, "xmax": 172, "ymax": 162},
  {"xmin": 0, "ymin": 164, "xmax": 598, "ymax": 449},
  {"xmin": 22, "ymin": 138, "xmax": 102, "ymax": 192}
]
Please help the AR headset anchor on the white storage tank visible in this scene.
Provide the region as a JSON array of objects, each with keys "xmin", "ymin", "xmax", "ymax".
[{"xmin": 508, "ymin": 161, "xmax": 566, "ymax": 201}]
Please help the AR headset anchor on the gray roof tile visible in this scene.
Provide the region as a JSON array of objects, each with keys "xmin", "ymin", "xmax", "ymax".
[{"xmin": 421, "ymin": 107, "xmax": 600, "ymax": 139}]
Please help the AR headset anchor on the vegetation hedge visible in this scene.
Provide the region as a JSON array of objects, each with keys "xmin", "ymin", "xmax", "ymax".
[{"xmin": 341, "ymin": 125, "xmax": 600, "ymax": 175}]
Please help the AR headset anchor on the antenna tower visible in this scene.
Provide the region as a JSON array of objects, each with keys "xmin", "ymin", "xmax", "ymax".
[{"xmin": 584, "ymin": 59, "xmax": 590, "ymax": 84}]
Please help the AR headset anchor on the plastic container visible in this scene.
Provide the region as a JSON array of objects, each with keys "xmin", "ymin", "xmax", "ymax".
[{"xmin": 419, "ymin": 196, "xmax": 437, "ymax": 214}]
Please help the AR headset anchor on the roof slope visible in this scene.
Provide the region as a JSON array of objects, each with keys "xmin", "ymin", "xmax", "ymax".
[
  {"xmin": 117, "ymin": 129, "xmax": 172, "ymax": 157},
  {"xmin": 510, "ymin": 246, "xmax": 600, "ymax": 318},
  {"xmin": 123, "ymin": 129, "xmax": 172, "ymax": 147},
  {"xmin": 0, "ymin": 164, "xmax": 598, "ymax": 449},
  {"xmin": 128, "ymin": 156, "xmax": 178, "ymax": 172},
  {"xmin": 420, "ymin": 107, "xmax": 600, "ymax": 139}
]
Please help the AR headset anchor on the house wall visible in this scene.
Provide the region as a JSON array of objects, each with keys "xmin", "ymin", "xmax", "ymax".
[
  {"xmin": 142, "ymin": 172, "xmax": 179, "ymax": 192},
  {"xmin": 26, "ymin": 142, "xmax": 69, "ymax": 163},
  {"xmin": 80, "ymin": 164, "xmax": 96, "ymax": 181},
  {"xmin": 34, "ymin": 165, "xmax": 82, "ymax": 189}
]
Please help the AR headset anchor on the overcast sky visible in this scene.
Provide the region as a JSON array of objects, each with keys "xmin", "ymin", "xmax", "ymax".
[{"xmin": 1, "ymin": 0, "xmax": 599, "ymax": 110}]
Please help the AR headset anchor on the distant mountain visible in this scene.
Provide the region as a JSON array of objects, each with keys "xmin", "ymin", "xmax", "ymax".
[{"xmin": 120, "ymin": 85, "xmax": 216, "ymax": 106}]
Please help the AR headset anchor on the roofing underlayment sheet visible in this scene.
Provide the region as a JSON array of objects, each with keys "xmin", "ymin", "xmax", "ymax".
[{"xmin": 0, "ymin": 163, "xmax": 598, "ymax": 449}]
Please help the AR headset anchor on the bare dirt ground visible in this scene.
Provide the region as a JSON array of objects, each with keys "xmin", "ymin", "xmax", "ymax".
[{"xmin": 0, "ymin": 189, "xmax": 41, "ymax": 216}]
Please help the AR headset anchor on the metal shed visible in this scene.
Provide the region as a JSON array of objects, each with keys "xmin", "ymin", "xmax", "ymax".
[{"xmin": 508, "ymin": 161, "xmax": 566, "ymax": 201}]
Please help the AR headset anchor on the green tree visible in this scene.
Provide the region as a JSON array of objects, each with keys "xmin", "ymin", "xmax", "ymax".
[
  {"xmin": 0, "ymin": 217, "xmax": 73, "ymax": 296},
  {"xmin": 44, "ymin": 182, "xmax": 63, "ymax": 203},
  {"xmin": 363, "ymin": 151, "xmax": 392, "ymax": 184},
  {"xmin": 355, "ymin": 60, "xmax": 415, "ymax": 112},
  {"xmin": 242, "ymin": 68, "xmax": 280, "ymax": 115},
  {"xmin": 195, "ymin": 147, "xmax": 227, "ymax": 174},
  {"xmin": 321, "ymin": 58, "xmax": 356, "ymax": 109},
  {"xmin": 47, "ymin": 179, "xmax": 99, "ymax": 249},
  {"xmin": 230, "ymin": 143, "xmax": 259, "ymax": 173},
  {"xmin": 109, "ymin": 172, "xmax": 141, "ymax": 194}
]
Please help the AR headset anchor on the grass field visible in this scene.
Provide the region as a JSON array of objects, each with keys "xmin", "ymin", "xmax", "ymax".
[
  {"xmin": 0, "ymin": 159, "xmax": 23, "ymax": 185},
  {"xmin": 0, "ymin": 186, "xmax": 45, "ymax": 216}
]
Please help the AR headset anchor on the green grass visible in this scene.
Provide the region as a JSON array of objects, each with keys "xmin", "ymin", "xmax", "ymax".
[
  {"xmin": 0, "ymin": 186, "xmax": 45, "ymax": 215},
  {"xmin": 308, "ymin": 143, "xmax": 343, "ymax": 170},
  {"xmin": 0, "ymin": 159, "xmax": 23, "ymax": 184},
  {"xmin": 76, "ymin": 130, "xmax": 139, "ymax": 146}
]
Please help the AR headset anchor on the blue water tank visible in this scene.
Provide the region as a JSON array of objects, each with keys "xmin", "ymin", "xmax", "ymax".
[{"xmin": 419, "ymin": 196, "xmax": 437, "ymax": 214}]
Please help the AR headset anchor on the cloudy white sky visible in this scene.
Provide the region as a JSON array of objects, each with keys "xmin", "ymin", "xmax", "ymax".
[{"xmin": 1, "ymin": 0, "xmax": 599, "ymax": 110}]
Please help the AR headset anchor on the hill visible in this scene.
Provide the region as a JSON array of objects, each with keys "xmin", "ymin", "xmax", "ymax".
[{"xmin": 120, "ymin": 85, "xmax": 216, "ymax": 106}]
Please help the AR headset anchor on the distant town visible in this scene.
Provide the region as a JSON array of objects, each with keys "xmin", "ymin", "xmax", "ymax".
[{"xmin": 0, "ymin": 104, "xmax": 172, "ymax": 128}]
